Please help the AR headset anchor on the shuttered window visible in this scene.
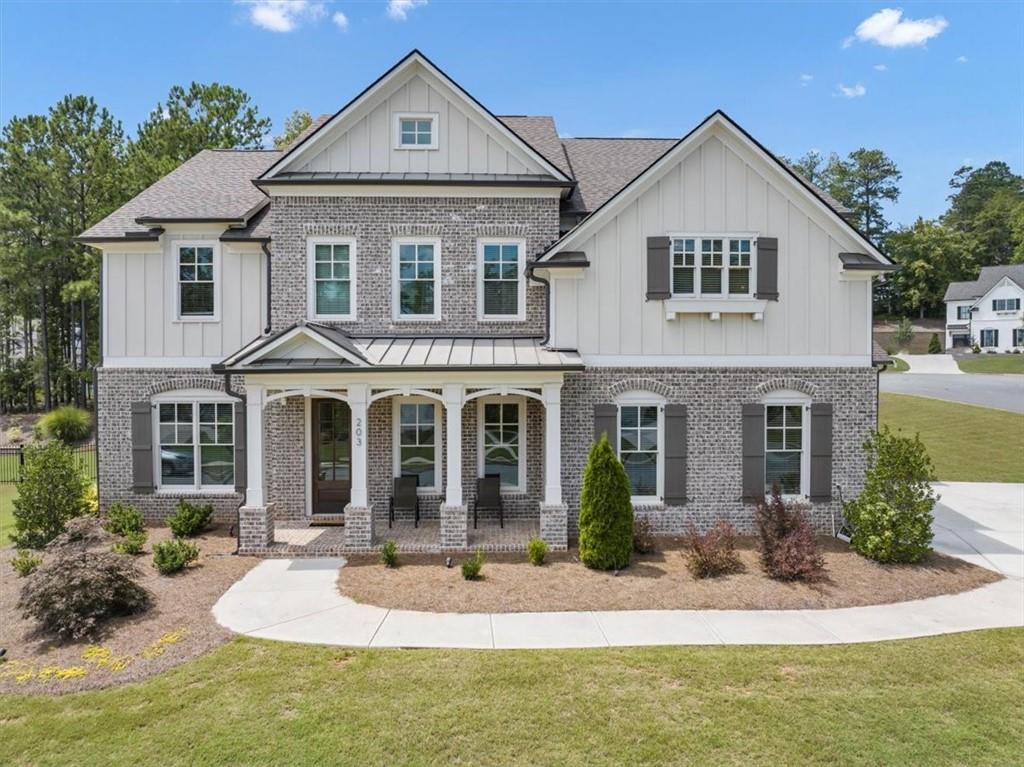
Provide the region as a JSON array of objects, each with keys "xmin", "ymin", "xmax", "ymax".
[
  {"xmin": 980, "ymin": 329, "xmax": 999, "ymax": 347},
  {"xmin": 157, "ymin": 400, "xmax": 234, "ymax": 489},
  {"xmin": 178, "ymin": 245, "xmax": 215, "ymax": 317},
  {"xmin": 765, "ymin": 404, "xmax": 804, "ymax": 496},
  {"xmin": 670, "ymin": 236, "xmax": 755, "ymax": 298},
  {"xmin": 619, "ymin": 404, "xmax": 660, "ymax": 499},
  {"xmin": 479, "ymin": 240, "xmax": 524, "ymax": 320}
]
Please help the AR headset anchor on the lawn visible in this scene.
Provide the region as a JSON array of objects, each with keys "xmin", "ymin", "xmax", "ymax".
[
  {"xmin": 1, "ymin": 631, "xmax": 1021, "ymax": 766},
  {"xmin": 880, "ymin": 357, "xmax": 909, "ymax": 373},
  {"xmin": 957, "ymin": 354, "xmax": 1024, "ymax": 374},
  {"xmin": 880, "ymin": 393, "xmax": 1024, "ymax": 482}
]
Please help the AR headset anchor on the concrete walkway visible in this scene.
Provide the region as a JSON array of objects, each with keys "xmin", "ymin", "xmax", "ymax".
[
  {"xmin": 897, "ymin": 353, "xmax": 962, "ymax": 375},
  {"xmin": 213, "ymin": 482, "xmax": 1024, "ymax": 648}
]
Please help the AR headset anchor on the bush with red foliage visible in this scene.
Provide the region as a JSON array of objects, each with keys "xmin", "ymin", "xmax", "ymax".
[
  {"xmin": 755, "ymin": 485, "xmax": 826, "ymax": 581},
  {"xmin": 683, "ymin": 521, "xmax": 742, "ymax": 578}
]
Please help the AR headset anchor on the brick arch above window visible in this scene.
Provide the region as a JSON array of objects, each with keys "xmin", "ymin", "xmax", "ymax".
[
  {"xmin": 607, "ymin": 378, "xmax": 674, "ymax": 400},
  {"xmin": 753, "ymin": 377, "xmax": 818, "ymax": 399},
  {"xmin": 145, "ymin": 376, "xmax": 237, "ymax": 397}
]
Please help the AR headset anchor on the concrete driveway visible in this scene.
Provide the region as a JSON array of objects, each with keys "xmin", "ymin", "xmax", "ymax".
[
  {"xmin": 897, "ymin": 354, "xmax": 962, "ymax": 374},
  {"xmin": 932, "ymin": 482, "xmax": 1024, "ymax": 578},
  {"xmin": 880, "ymin": 372, "xmax": 1024, "ymax": 413}
]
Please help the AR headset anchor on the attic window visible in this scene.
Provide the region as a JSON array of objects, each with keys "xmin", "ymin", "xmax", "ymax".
[{"xmin": 395, "ymin": 113, "xmax": 438, "ymax": 150}]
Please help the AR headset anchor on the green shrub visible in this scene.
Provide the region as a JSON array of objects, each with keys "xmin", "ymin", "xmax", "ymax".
[
  {"xmin": 755, "ymin": 486, "xmax": 825, "ymax": 581},
  {"xmin": 578, "ymin": 433, "xmax": 634, "ymax": 570},
  {"xmin": 167, "ymin": 500, "xmax": 213, "ymax": 538},
  {"xmin": 37, "ymin": 405, "xmax": 92, "ymax": 444},
  {"xmin": 844, "ymin": 426, "xmax": 936, "ymax": 564},
  {"xmin": 971, "ymin": 341, "xmax": 981, "ymax": 354},
  {"xmin": 527, "ymin": 536, "xmax": 548, "ymax": 566},
  {"xmin": 633, "ymin": 516, "xmax": 656, "ymax": 554},
  {"xmin": 461, "ymin": 550, "xmax": 485, "ymax": 580},
  {"xmin": 11, "ymin": 549, "xmax": 42, "ymax": 577},
  {"xmin": 103, "ymin": 502, "xmax": 144, "ymax": 537},
  {"xmin": 11, "ymin": 442, "xmax": 89, "ymax": 549},
  {"xmin": 928, "ymin": 333, "xmax": 942, "ymax": 354},
  {"xmin": 381, "ymin": 539, "xmax": 399, "ymax": 568},
  {"xmin": 683, "ymin": 522, "xmax": 742, "ymax": 578},
  {"xmin": 17, "ymin": 518, "xmax": 149, "ymax": 639},
  {"xmin": 152, "ymin": 539, "xmax": 199, "ymax": 574},
  {"xmin": 893, "ymin": 318, "xmax": 914, "ymax": 350},
  {"xmin": 112, "ymin": 530, "xmax": 147, "ymax": 556},
  {"xmin": 5, "ymin": 425, "xmax": 23, "ymax": 444},
  {"xmin": 82, "ymin": 483, "xmax": 99, "ymax": 516}
]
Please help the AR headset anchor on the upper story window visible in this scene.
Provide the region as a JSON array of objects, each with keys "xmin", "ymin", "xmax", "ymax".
[
  {"xmin": 155, "ymin": 396, "xmax": 234, "ymax": 491},
  {"xmin": 177, "ymin": 244, "xmax": 216, "ymax": 319},
  {"xmin": 993, "ymin": 298, "xmax": 1021, "ymax": 312},
  {"xmin": 957, "ymin": 306, "xmax": 972, "ymax": 320},
  {"xmin": 671, "ymin": 236, "xmax": 754, "ymax": 298},
  {"xmin": 395, "ymin": 113, "xmax": 438, "ymax": 150},
  {"xmin": 393, "ymin": 238, "xmax": 440, "ymax": 321},
  {"xmin": 478, "ymin": 239, "xmax": 526, "ymax": 321},
  {"xmin": 308, "ymin": 238, "xmax": 356, "ymax": 320}
]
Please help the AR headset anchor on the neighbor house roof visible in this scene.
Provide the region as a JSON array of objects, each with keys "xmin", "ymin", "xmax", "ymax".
[{"xmin": 943, "ymin": 264, "xmax": 1024, "ymax": 302}]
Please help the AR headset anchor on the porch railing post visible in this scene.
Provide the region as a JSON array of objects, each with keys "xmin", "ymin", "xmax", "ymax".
[
  {"xmin": 442, "ymin": 383, "xmax": 464, "ymax": 507},
  {"xmin": 348, "ymin": 383, "xmax": 369, "ymax": 508},
  {"xmin": 245, "ymin": 383, "xmax": 265, "ymax": 508},
  {"xmin": 543, "ymin": 382, "xmax": 563, "ymax": 506}
]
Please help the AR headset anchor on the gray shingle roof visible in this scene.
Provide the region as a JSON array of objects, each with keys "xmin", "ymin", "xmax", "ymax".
[
  {"xmin": 498, "ymin": 116, "xmax": 572, "ymax": 178},
  {"xmin": 944, "ymin": 264, "xmax": 1024, "ymax": 301},
  {"xmin": 561, "ymin": 137, "xmax": 677, "ymax": 213}
]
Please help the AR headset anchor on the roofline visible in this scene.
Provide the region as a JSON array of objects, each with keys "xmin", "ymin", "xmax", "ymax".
[
  {"xmin": 260, "ymin": 49, "xmax": 572, "ymax": 183},
  {"xmin": 254, "ymin": 176, "xmax": 574, "ymax": 189},
  {"xmin": 213, "ymin": 363, "xmax": 586, "ymax": 374},
  {"xmin": 842, "ymin": 262, "xmax": 900, "ymax": 272},
  {"xmin": 219, "ymin": 235, "xmax": 270, "ymax": 243},
  {"xmin": 526, "ymin": 257, "xmax": 590, "ymax": 270},
  {"xmin": 134, "ymin": 216, "xmax": 246, "ymax": 225},
  {"xmin": 75, "ymin": 227, "xmax": 165, "ymax": 245}
]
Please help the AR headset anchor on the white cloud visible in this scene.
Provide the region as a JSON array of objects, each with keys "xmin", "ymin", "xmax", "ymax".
[
  {"xmin": 956, "ymin": 55, "xmax": 968, "ymax": 63},
  {"xmin": 238, "ymin": 1, "xmax": 327, "ymax": 32},
  {"xmin": 387, "ymin": 0, "xmax": 427, "ymax": 21},
  {"xmin": 800, "ymin": 74, "xmax": 813, "ymax": 86},
  {"xmin": 841, "ymin": 35, "xmax": 856, "ymax": 49},
  {"xmin": 852, "ymin": 8, "xmax": 948, "ymax": 48},
  {"xmin": 873, "ymin": 64, "xmax": 888, "ymax": 71},
  {"xmin": 836, "ymin": 83, "xmax": 867, "ymax": 99},
  {"xmin": 332, "ymin": 10, "xmax": 348, "ymax": 29}
]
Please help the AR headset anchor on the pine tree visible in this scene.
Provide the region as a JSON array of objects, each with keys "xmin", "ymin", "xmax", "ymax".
[{"xmin": 578, "ymin": 433, "xmax": 634, "ymax": 570}]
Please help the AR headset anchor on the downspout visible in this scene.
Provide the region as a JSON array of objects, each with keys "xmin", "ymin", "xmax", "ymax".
[
  {"xmin": 223, "ymin": 372, "xmax": 247, "ymax": 555},
  {"xmin": 261, "ymin": 242, "xmax": 273, "ymax": 335},
  {"xmin": 525, "ymin": 262, "xmax": 551, "ymax": 347},
  {"xmin": 94, "ymin": 249, "xmax": 103, "ymax": 512}
]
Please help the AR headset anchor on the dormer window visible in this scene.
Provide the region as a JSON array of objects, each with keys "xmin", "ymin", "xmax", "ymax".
[
  {"xmin": 395, "ymin": 113, "xmax": 438, "ymax": 149},
  {"xmin": 671, "ymin": 236, "xmax": 754, "ymax": 298}
]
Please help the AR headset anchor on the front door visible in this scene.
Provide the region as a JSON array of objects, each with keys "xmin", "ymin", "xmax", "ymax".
[{"xmin": 312, "ymin": 399, "xmax": 351, "ymax": 515}]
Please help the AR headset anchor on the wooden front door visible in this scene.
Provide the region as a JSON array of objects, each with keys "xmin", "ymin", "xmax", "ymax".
[{"xmin": 312, "ymin": 399, "xmax": 351, "ymax": 515}]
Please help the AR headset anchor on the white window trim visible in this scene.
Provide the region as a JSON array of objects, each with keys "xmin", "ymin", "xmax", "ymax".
[
  {"xmin": 174, "ymin": 241, "xmax": 220, "ymax": 323},
  {"xmin": 476, "ymin": 395, "xmax": 527, "ymax": 494},
  {"xmin": 476, "ymin": 238, "xmax": 527, "ymax": 322},
  {"xmin": 980, "ymin": 329, "xmax": 999, "ymax": 348},
  {"xmin": 392, "ymin": 396, "xmax": 443, "ymax": 495},
  {"xmin": 762, "ymin": 390, "xmax": 811, "ymax": 500},
  {"xmin": 668, "ymin": 232, "xmax": 759, "ymax": 300},
  {"xmin": 392, "ymin": 237, "xmax": 442, "ymax": 322},
  {"xmin": 151, "ymin": 389, "xmax": 235, "ymax": 494},
  {"xmin": 394, "ymin": 112, "xmax": 439, "ymax": 150},
  {"xmin": 307, "ymin": 236, "xmax": 357, "ymax": 321},
  {"xmin": 615, "ymin": 390, "xmax": 666, "ymax": 504}
]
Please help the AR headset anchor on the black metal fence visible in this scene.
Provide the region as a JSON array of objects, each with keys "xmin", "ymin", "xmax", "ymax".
[{"xmin": 0, "ymin": 445, "xmax": 98, "ymax": 484}]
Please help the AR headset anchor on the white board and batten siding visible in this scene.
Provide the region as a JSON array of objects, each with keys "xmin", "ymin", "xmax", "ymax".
[
  {"xmin": 550, "ymin": 129, "xmax": 874, "ymax": 365},
  {"xmin": 102, "ymin": 233, "xmax": 266, "ymax": 366}
]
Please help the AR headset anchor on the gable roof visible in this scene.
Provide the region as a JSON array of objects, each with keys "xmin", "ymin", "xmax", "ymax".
[
  {"xmin": 944, "ymin": 264, "xmax": 1024, "ymax": 301},
  {"xmin": 497, "ymin": 116, "xmax": 572, "ymax": 178},
  {"xmin": 561, "ymin": 137, "xmax": 677, "ymax": 213}
]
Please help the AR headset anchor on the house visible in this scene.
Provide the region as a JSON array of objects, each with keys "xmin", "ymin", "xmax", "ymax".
[
  {"xmin": 944, "ymin": 265, "xmax": 1024, "ymax": 352},
  {"xmin": 78, "ymin": 51, "xmax": 896, "ymax": 555}
]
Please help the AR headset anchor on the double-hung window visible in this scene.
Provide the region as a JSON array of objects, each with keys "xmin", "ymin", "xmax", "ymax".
[
  {"xmin": 956, "ymin": 306, "xmax": 972, "ymax": 320},
  {"xmin": 478, "ymin": 397, "xmax": 526, "ymax": 492},
  {"xmin": 394, "ymin": 239, "xmax": 440, "ymax": 320},
  {"xmin": 177, "ymin": 244, "xmax": 216, "ymax": 318},
  {"xmin": 395, "ymin": 113, "xmax": 438, "ymax": 149},
  {"xmin": 980, "ymin": 329, "xmax": 999, "ymax": 347},
  {"xmin": 156, "ymin": 397, "xmax": 234, "ymax": 490},
  {"xmin": 671, "ymin": 236, "xmax": 754, "ymax": 298},
  {"xmin": 1014, "ymin": 328, "xmax": 1024, "ymax": 347},
  {"xmin": 394, "ymin": 399, "xmax": 441, "ymax": 493},
  {"xmin": 993, "ymin": 298, "xmax": 1021, "ymax": 312},
  {"xmin": 308, "ymin": 238, "xmax": 355, "ymax": 320},
  {"xmin": 478, "ymin": 239, "xmax": 525, "ymax": 321},
  {"xmin": 765, "ymin": 404, "xmax": 805, "ymax": 496},
  {"xmin": 617, "ymin": 400, "xmax": 662, "ymax": 501}
]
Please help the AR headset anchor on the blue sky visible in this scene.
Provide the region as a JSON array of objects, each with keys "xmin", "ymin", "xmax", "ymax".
[{"xmin": 2, "ymin": 1, "xmax": 1021, "ymax": 225}]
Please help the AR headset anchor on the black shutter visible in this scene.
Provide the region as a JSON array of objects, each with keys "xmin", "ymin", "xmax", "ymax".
[
  {"xmin": 131, "ymin": 401, "xmax": 154, "ymax": 494},
  {"xmin": 594, "ymin": 404, "xmax": 618, "ymax": 450},
  {"xmin": 646, "ymin": 236, "xmax": 671, "ymax": 300},
  {"xmin": 664, "ymin": 404, "xmax": 687, "ymax": 505},
  {"xmin": 755, "ymin": 236, "xmax": 779, "ymax": 301},
  {"xmin": 741, "ymin": 403, "xmax": 765, "ymax": 503},
  {"xmin": 809, "ymin": 403, "xmax": 833, "ymax": 502},
  {"xmin": 234, "ymin": 400, "xmax": 247, "ymax": 494}
]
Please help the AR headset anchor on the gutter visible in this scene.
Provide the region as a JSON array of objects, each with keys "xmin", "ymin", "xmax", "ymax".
[
  {"xmin": 261, "ymin": 242, "xmax": 273, "ymax": 334},
  {"xmin": 524, "ymin": 262, "xmax": 552, "ymax": 347}
]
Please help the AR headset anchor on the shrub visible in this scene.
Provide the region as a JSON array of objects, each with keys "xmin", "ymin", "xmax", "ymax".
[
  {"xmin": 683, "ymin": 522, "xmax": 742, "ymax": 578},
  {"xmin": 844, "ymin": 426, "xmax": 936, "ymax": 564},
  {"xmin": 527, "ymin": 536, "xmax": 548, "ymax": 566},
  {"xmin": 928, "ymin": 333, "xmax": 942, "ymax": 354},
  {"xmin": 633, "ymin": 516, "xmax": 656, "ymax": 554},
  {"xmin": 578, "ymin": 433, "xmax": 634, "ymax": 570},
  {"xmin": 82, "ymin": 483, "xmax": 99, "ymax": 516},
  {"xmin": 152, "ymin": 539, "xmax": 199, "ymax": 574},
  {"xmin": 17, "ymin": 518, "xmax": 149, "ymax": 640},
  {"xmin": 112, "ymin": 531, "xmax": 147, "ymax": 556},
  {"xmin": 167, "ymin": 500, "xmax": 213, "ymax": 538},
  {"xmin": 971, "ymin": 341, "xmax": 981, "ymax": 354},
  {"xmin": 11, "ymin": 549, "xmax": 42, "ymax": 577},
  {"xmin": 103, "ymin": 502, "xmax": 144, "ymax": 537},
  {"xmin": 5, "ymin": 425, "xmax": 23, "ymax": 444},
  {"xmin": 11, "ymin": 442, "xmax": 89, "ymax": 549},
  {"xmin": 461, "ymin": 550, "xmax": 485, "ymax": 580},
  {"xmin": 755, "ymin": 486, "xmax": 825, "ymax": 581},
  {"xmin": 37, "ymin": 405, "xmax": 92, "ymax": 444},
  {"xmin": 893, "ymin": 317, "xmax": 914, "ymax": 350},
  {"xmin": 381, "ymin": 539, "xmax": 398, "ymax": 568}
]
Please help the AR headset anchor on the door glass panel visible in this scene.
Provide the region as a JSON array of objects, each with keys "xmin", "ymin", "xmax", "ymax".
[{"xmin": 317, "ymin": 401, "xmax": 351, "ymax": 482}]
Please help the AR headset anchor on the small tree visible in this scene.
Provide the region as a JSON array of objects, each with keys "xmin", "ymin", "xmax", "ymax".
[
  {"xmin": 755, "ymin": 486, "xmax": 825, "ymax": 581},
  {"xmin": 578, "ymin": 433, "xmax": 634, "ymax": 570},
  {"xmin": 11, "ymin": 442, "xmax": 89, "ymax": 549},
  {"xmin": 928, "ymin": 333, "xmax": 942, "ymax": 354},
  {"xmin": 893, "ymin": 317, "xmax": 914, "ymax": 350},
  {"xmin": 844, "ymin": 426, "xmax": 936, "ymax": 564}
]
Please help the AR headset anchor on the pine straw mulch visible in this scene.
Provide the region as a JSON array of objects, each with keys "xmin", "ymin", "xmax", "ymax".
[
  {"xmin": 0, "ymin": 527, "xmax": 255, "ymax": 695},
  {"xmin": 337, "ymin": 537, "xmax": 1001, "ymax": 614}
]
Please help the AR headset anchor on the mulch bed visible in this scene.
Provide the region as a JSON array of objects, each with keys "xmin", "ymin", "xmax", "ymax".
[
  {"xmin": 338, "ymin": 537, "xmax": 1001, "ymax": 614},
  {"xmin": 0, "ymin": 527, "xmax": 255, "ymax": 695}
]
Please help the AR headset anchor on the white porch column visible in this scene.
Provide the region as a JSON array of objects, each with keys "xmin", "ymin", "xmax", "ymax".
[
  {"xmin": 442, "ymin": 383, "xmax": 464, "ymax": 507},
  {"xmin": 348, "ymin": 383, "xmax": 369, "ymax": 508},
  {"xmin": 543, "ymin": 382, "xmax": 563, "ymax": 506},
  {"xmin": 245, "ymin": 383, "xmax": 265, "ymax": 508}
]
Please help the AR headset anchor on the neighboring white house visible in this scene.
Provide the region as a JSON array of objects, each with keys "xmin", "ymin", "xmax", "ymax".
[{"xmin": 944, "ymin": 265, "xmax": 1024, "ymax": 352}]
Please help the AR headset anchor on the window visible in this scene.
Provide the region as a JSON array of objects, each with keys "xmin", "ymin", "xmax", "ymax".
[
  {"xmin": 671, "ymin": 236, "xmax": 755, "ymax": 297},
  {"xmin": 1014, "ymin": 329, "xmax": 1024, "ymax": 347},
  {"xmin": 980, "ymin": 329, "xmax": 999, "ymax": 347},
  {"xmin": 765, "ymin": 404, "xmax": 805, "ymax": 496},
  {"xmin": 395, "ymin": 113, "xmax": 438, "ymax": 149},
  {"xmin": 394, "ymin": 399, "xmax": 441, "ymax": 493},
  {"xmin": 957, "ymin": 305, "xmax": 972, "ymax": 320},
  {"xmin": 308, "ymin": 238, "xmax": 355, "ymax": 320},
  {"xmin": 478, "ymin": 240, "xmax": 525, "ymax": 320},
  {"xmin": 156, "ymin": 398, "xmax": 234, "ymax": 490},
  {"xmin": 478, "ymin": 397, "xmax": 526, "ymax": 492},
  {"xmin": 993, "ymin": 298, "xmax": 1021, "ymax": 312},
  {"xmin": 177, "ymin": 245, "xmax": 215, "ymax": 318},
  {"xmin": 619, "ymin": 404, "xmax": 660, "ymax": 499},
  {"xmin": 393, "ymin": 239, "xmax": 440, "ymax": 320}
]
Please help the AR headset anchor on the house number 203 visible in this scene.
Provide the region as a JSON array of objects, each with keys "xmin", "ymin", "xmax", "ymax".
[{"xmin": 354, "ymin": 416, "xmax": 363, "ymax": 448}]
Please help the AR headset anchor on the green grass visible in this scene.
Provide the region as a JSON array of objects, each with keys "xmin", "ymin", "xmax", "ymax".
[
  {"xmin": 957, "ymin": 354, "xmax": 1024, "ymax": 374},
  {"xmin": 881, "ymin": 357, "xmax": 909, "ymax": 373},
  {"xmin": 2, "ymin": 631, "xmax": 1022, "ymax": 766},
  {"xmin": 880, "ymin": 393, "xmax": 1024, "ymax": 482},
  {"xmin": 0, "ymin": 482, "xmax": 15, "ymax": 542}
]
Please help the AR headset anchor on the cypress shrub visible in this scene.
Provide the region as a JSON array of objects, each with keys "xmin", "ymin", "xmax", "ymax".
[{"xmin": 578, "ymin": 433, "xmax": 634, "ymax": 570}]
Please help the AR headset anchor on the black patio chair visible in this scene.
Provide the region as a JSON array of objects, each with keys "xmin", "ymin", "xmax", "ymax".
[
  {"xmin": 473, "ymin": 475, "xmax": 503, "ymax": 529},
  {"xmin": 389, "ymin": 476, "xmax": 420, "ymax": 528}
]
